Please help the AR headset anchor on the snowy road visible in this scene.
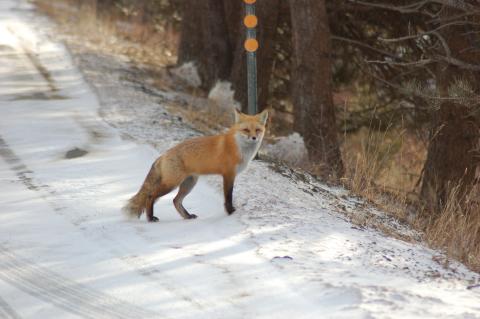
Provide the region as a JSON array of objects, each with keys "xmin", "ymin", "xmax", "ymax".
[{"xmin": 1, "ymin": 1, "xmax": 480, "ymax": 318}]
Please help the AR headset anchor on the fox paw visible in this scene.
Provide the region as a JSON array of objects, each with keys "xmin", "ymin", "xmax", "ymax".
[
  {"xmin": 226, "ymin": 206, "xmax": 236, "ymax": 215},
  {"xmin": 187, "ymin": 214, "xmax": 197, "ymax": 219},
  {"xmin": 148, "ymin": 216, "xmax": 159, "ymax": 222}
]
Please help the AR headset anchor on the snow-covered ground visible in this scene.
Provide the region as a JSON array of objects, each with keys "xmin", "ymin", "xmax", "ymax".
[{"xmin": 1, "ymin": 1, "xmax": 480, "ymax": 318}]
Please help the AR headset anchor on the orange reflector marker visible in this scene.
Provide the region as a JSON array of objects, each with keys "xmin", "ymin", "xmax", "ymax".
[
  {"xmin": 244, "ymin": 0, "xmax": 256, "ymax": 3},
  {"xmin": 244, "ymin": 38, "xmax": 259, "ymax": 52},
  {"xmin": 244, "ymin": 15, "xmax": 258, "ymax": 28}
]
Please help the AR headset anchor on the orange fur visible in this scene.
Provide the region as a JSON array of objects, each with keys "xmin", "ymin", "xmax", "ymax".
[{"xmin": 123, "ymin": 109, "xmax": 268, "ymax": 222}]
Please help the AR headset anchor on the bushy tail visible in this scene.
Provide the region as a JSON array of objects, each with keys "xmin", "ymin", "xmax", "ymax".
[
  {"xmin": 122, "ymin": 191, "xmax": 148, "ymax": 219},
  {"xmin": 122, "ymin": 162, "xmax": 160, "ymax": 219}
]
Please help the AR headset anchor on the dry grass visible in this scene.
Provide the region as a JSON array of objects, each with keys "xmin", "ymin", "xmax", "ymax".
[
  {"xmin": 423, "ymin": 187, "xmax": 480, "ymax": 272},
  {"xmin": 166, "ymin": 98, "xmax": 234, "ymax": 135},
  {"xmin": 35, "ymin": 0, "xmax": 178, "ymax": 67},
  {"xmin": 343, "ymin": 126, "xmax": 480, "ymax": 272},
  {"xmin": 342, "ymin": 127, "xmax": 424, "ymax": 212},
  {"xmin": 337, "ymin": 126, "xmax": 420, "ymax": 240}
]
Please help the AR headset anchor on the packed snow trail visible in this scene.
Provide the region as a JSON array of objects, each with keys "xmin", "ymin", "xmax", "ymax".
[{"xmin": 1, "ymin": 1, "xmax": 480, "ymax": 318}]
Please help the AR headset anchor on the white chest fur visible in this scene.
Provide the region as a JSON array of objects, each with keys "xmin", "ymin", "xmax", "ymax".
[{"xmin": 235, "ymin": 134, "xmax": 262, "ymax": 174}]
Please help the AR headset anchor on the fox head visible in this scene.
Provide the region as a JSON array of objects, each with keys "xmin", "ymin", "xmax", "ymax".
[{"xmin": 232, "ymin": 108, "xmax": 268, "ymax": 144}]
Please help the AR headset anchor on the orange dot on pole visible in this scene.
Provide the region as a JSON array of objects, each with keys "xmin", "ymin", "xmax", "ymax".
[
  {"xmin": 244, "ymin": 0, "xmax": 256, "ymax": 4},
  {"xmin": 244, "ymin": 15, "xmax": 258, "ymax": 28},
  {"xmin": 244, "ymin": 38, "xmax": 259, "ymax": 52}
]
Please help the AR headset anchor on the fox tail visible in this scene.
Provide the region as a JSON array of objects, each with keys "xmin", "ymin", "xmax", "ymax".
[{"xmin": 122, "ymin": 162, "xmax": 160, "ymax": 219}]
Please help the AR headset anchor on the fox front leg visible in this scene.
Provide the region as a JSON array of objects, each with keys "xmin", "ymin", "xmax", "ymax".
[{"xmin": 223, "ymin": 174, "xmax": 236, "ymax": 215}]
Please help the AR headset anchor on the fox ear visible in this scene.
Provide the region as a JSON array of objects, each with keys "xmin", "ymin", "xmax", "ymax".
[
  {"xmin": 258, "ymin": 109, "xmax": 269, "ymax": 125},
  {"xmin": 234, "ymin": 108, "xmax": 242, "ymax": 123}
]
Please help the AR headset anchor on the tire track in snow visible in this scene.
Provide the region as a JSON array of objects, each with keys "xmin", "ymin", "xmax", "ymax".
[
  {"xmin": 0, "ymin": 135, "xmax": 207, "ymax": 316},
  {"xmin": 114, "ymin": 244, "xmax": 250, "ymax": 319},
  {"xmin": 1, "ymin": 128, "xmax": 218, "ymax": 316},
  {"xmin": 99, "ymin": 227, "xmax": 244, "ymax": 316},
  {"xmin": 118, "ymin": 252, "xmax": 206, "ymax": 311},
  {"xmin": 0, "ymin": 135, "xmax": 64, "ymax": 212},
  {"xmin": 6, "ymin": 25, "xmax": 58, "ymax": 93},
  {"xmin": 0, "ymin": 245, "xmax": 159, "ymax": 319},
  {"xmin": 0, "ymin": 139, "xmax": 163, "ymax": 318},
  {"xmin": 0, "ymin": 295, "xmax": 21, "ymax": 319},
  {"xmin": 0, "ymin": 136, "xmax": 36, "ymax": 191}
]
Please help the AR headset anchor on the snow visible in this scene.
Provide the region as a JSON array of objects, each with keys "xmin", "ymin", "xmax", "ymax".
[
  {"xmin": 208, "ymin": 81, "xmax": 241, "ymax": 111},
  {"xmin": 263, "ymin": 132, "xmax": 308, "ymax": 167},
  {"xmin": 0, "ymin": 1, "xmax": 480, "ymax": 318},
  {"xmin": 171, "ymin": 62, "xmax": 202, "ymax": 88}
]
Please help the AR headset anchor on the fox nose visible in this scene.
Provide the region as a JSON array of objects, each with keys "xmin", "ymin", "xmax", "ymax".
[{"xmin": 252, "ymin": 136, "xmax": 257, "ymax": 141}]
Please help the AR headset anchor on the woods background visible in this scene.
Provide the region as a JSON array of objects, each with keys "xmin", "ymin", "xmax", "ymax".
[{"xmin": 35, "ymin": 0, "xmax": 480, "ymax": 270}]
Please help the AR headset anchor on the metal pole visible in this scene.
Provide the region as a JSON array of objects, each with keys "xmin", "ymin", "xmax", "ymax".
[{"xmin": 244, "ymin": 0, "xmax": 258, "ymax": 115}]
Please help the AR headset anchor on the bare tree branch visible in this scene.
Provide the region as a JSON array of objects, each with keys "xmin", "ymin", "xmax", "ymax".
[
  {"xmin": 331, "ymin": 35, "xmax": 398, "ymax": 59},
  {"xmin": 349, "ymin": 0, "xmax": 476, "ymax": 12},
  {"xmin": 348, "ymin": 0, "xmax": 432, "ymax": 14},
  {"xmin": 366, "ymin": 58, "xmax": 434, "ymax": 67}
]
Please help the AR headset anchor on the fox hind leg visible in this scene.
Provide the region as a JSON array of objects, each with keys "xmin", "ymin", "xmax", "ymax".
[
  {"xmin": 173, "ymin": 175, "xmax": 199, "ymax": 219},
  {"xmin": 146, "ymin": 185, "xmax": 174, "ymax": 222},
  {"xmin": 146, "ymin": 198, "xmax": 158, "ymax": 222}
]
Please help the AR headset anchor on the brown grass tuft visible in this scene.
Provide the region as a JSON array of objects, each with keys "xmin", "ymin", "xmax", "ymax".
[
  {"xmin": 34, "ymin": 0, "xmax": 178, "ymax": 67},
  {"xmin": 422, "ymin": 186, "xmax": 480, "ymax": 272},
  {"xmin": 343, "ymin": 126, "xmax": 480, "ymax": 271}
]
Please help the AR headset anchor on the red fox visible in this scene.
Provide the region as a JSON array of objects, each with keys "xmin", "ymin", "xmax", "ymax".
[{"xmin": 123, "ymin": 109, "xmax": 268, "ymax": 222}]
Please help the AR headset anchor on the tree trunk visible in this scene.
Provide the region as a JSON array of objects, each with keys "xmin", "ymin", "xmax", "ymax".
[
  {"xmin": 289, "ymin": 0, "xmax": 344, "ymax": 178},
  {"xmin": 96, "ymin": 0, "xmax": 115, "ymax": 16},
  {"xmin": 420, "ymin": 4, "xmax": 480, "ymax": 213},
  {"xmin": 177, "ymin": 1, "xmax": 232, "ymax": 91},
  {"xmin": 420, "ymin": 79, "xmax": 479, "ymax": 212},
  {"xmin": 177, "ymin": 1, "xmax": 204, "ymax": 67},
  {"xmin": 199, "ymin": 0, "xmax": 233, "ymax": 89},
  {"xmin": 229, "ymin": 0, "xmax": 280, "ymax": 112},
  {"xmin": 223, "ymin": 0, "xmax": 243, "ymax": 54}
]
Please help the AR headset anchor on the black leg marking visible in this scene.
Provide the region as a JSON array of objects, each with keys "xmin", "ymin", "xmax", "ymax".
[
  {"xmin": 223, "ymin": 174, "xmax": 236, "ymax": 215},
  {"xmin": 225, "ymin": 186, "xmax": 235, "ymax": 215},
  {"xmin": 146, "ymin": 196, "xmax": 157, "ymax": 222},
  {"xmin": 146, "ymin": 185, "xmax": 173, "ymax": 223},
  {"xmin": 149, "ymin": 216, "xmax": 159, "ymax": 222}
]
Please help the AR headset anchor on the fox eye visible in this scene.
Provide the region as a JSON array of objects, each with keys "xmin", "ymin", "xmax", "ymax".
[
  {"xmin": 242, "ymin": 129, "xmax": 250, "ymax": 134},
  {"xmin": 255, "ymin": 129, "xmax": 262, "ymax": 133}
]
